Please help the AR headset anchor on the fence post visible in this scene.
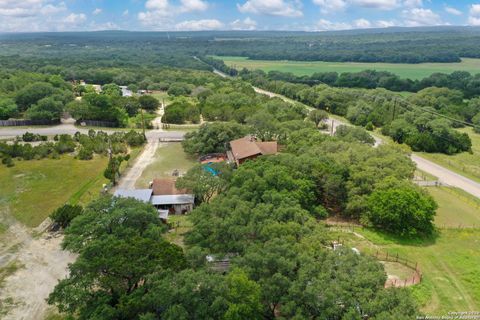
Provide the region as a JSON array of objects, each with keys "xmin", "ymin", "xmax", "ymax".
[{"xmin": 396, "ymin": 253, "xmax": 399, "ymax": 262}]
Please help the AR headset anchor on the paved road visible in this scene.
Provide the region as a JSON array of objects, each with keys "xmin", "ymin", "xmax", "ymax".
[
  {"xmin": 411, "ymin": 155, "xmax": 480, "ymax": 198},
  {"xmin": 211, "ymin": 67, "xmax": 480, "ymax": 199},
  {"xmin": 0, "ymin": 123, "xmax": 185, "ymax": 141}
]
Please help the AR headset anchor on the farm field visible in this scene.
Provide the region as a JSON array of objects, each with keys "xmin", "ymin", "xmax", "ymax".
[
  {"xmin": 216, "ymin": 56, "xmax": 480, "ymax": 79},
  {"xmin": 0, "ymin": 156, "xmax": 108, "ymax": 228},
  {"xmin": 135, "ymin": 142, "xmax": 196, "ymax": 188},
  {"xmin": 417, "ymin": 127, "xmax": 480, "ymax": 183}
]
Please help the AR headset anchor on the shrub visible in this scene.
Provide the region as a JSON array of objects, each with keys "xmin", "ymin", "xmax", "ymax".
[
  {"xmin": 2, "ymin": 156, "xmax": 14, "ymax": 167},
  {"xmin": 77, "ymin": 147, "xmax": 93, "ymax": 160},
  {"xmin": 50, "ymin": 204, "xmax": 83, "ymax": 229}
]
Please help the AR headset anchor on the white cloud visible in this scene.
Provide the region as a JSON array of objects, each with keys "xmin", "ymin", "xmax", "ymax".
[
  {"xmin": 0, "ymin": 0, "xmax": 89, "ymax": 32},
  {"xmin": 92, "ymin": 8, "xmax": 102, "ymax": 15},
  {"xmin": 145, "ymin": 0, "xmax": 169, "ymax": 11},
  {"xmin": 402, "ymin": 0, "xmax": 422, "ymax": 8},
  {"xmin": 376, "ymin": 19, "xmax": 396, "ymax": 27},
  {"xmin": 470, "ymin": 4, "xmax": 480, "ymax": 16},
  {"xmin": 237, "ymin": 0, "xmax": 303, "ymax": 17},
  {"xmin": 312, "ymin": 0, "xmax": 347, "ymax": 13},
  {"xmin": 315, "ymin": 19, "xmax": 351, "ymax": 31},
  {"xmin": 175, "ymin": 19, "xmax": 224, "ymax": 31},
  {"xmin": 139, "ymin": 0, "xmax": 210, "ymax": 28},
  {"xmin": 138, "ymin": 10, "xmax": 171, "ymax": 28},
  {"xmin": 230, "ymin": 17, "xmax": 257, "ymax": 30},
  {"xmin": 402, "ymin": 8, "xmax": 442, "ymax": 26},
  {"xmin": 40, "ymin": 2, "xmax": 67, "ymax": 15},
  {"xmin": 122, "ymin": 10, "xmax": 129, "ymax": 16},
  {"xmin": 445, "ymin": 6, "xmax": 462, "ymax": 16},
  {"xmin": 351, "ymin": 0, "xmax": 399, "ymax": 10},
  {"xmin": 179, "ymin": 0, "xmax": 208, "ymax": 12},
  {"xmin": 468, "ymin": 4, "xmax": 480, "ymax": 25},
  {"xmin": 63, "ymin": 13, "xmax": 87, "ymax": 25},
  {"xmin": 353, "ymin": 18, "xmax": 371, "ymax": 28},
  {"xmin": 89, "ymin": 21, "xmax": 120, "ymax": 31}
]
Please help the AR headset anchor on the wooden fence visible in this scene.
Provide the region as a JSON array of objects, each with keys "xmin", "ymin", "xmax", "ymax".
[
  {"xmin": 373, "ymin": 251, "xmax": 422, "ymax": 288},
  {"xmin": 0, "ymin": 119, "xmax": 60, "ymax": 127}
]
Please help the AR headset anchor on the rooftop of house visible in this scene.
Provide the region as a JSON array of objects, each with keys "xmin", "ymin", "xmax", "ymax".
[
  {"xmin": 151, "ymin": 194, "xmax": 195, "ymax": 206},
  {"xmin": 114, "ymin": 189, "xmax": 153, "ymax": 203},
  {"xmin": 152, "ymin": 178, "xmax": 188, "ymax": 196},
  {"xmin": 229, "ymin": 136, "xmax": 278, "ymax": 161}
]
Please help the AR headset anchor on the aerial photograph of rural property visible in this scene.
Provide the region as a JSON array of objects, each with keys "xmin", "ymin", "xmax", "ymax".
[{"xmin": 1, "ymin": 0, "xmax": 480, "ymax": 319}]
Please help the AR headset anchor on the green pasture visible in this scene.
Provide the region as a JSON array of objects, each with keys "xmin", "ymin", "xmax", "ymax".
[
  {"xmin": 425, "ymin": 186, "xmax": 480, "ymax": 228},
  {"xmin": 0, "ymin": 156, "xmax": 109, "ymax": 227},
  {"xmin": 417, "ymin": 127, "xmax": 480, "ymax": 183},
  {"xmin": 216, "ymin": 56, "xmax": 480, "ymax": 80},
  {"xmin": 135, "ymin": 142, "xmax": 196, "ymax": 188}
]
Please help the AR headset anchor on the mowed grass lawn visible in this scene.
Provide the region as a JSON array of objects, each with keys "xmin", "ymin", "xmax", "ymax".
[
  {"xmin": 135, "ymin": 143, "xmax": 196, "ymax": 188},
  {"xmin": 217, "ymin": 56, "xmax": 480, "ymax": 80},
  {"xmin": 0, "ymin": 156, "xmax": 108, "ymax": 227},
  {"xmin": 417, "ymin": 127, "xmax": 480, "ymax": 183},
  {"xmin": 426, "ymin": 186, "xmax": 480, "ymax": 228}
]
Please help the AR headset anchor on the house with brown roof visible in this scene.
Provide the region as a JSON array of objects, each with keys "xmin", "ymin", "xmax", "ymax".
[{"xmin": 227, "ymin": 136, "xmax": 278, "ymax": 166}]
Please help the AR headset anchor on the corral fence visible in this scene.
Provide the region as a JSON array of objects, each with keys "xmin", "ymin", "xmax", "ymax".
[
  {"xmin": 328, "ymin": 223, "xmax": 422, "ymax": 288},
  {"xmin": 76, "ymin": 120, "xmax": 118, "ymax": 128},
  {"xmin": 373, "ymin": 250, "xmax": 422, "ymax": 288},
  {"xmin": 0, "ymin": 119, "xmax": 60, "ymax": 127}
]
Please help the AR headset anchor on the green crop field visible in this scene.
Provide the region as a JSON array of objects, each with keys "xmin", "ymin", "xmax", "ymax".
[
  {"xmin": 0, "ymin": 156, "xmax": 109, "ymax": 228},
  {"xmin": 216, "ymin": 56, "xmax": 480, "ymax": 80}
]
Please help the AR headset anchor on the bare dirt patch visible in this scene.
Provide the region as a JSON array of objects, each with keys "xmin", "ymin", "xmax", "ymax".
[{"xmin": 0, "ymin": 219, "xmax": 75, "ymax": 320}]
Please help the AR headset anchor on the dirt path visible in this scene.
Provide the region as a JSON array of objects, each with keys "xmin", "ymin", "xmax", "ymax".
[
  {"xmin": 116, "ymin": 139, "xmax": 161, "ymax": 190},
  {"xmin": 0, "ymin": 220, "xmax": 76, "ymax": 320},
  {"xmin": 116, "ymin": 112, "xmax": 165, "ymax": 190}
]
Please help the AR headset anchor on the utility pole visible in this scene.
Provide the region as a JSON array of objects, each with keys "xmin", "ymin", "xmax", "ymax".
[
  {"xmin": 140, "ymin": 108, "xmax": 146, "ymax": 137},
  {"xmin": 392, "ymin": 99, "xmax": 397, "ymax": 122}
]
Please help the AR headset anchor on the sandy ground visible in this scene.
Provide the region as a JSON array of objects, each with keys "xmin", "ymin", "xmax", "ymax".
[{"xmin": 0, "ymin": 218, "xmax": 76, "ymax": 320}]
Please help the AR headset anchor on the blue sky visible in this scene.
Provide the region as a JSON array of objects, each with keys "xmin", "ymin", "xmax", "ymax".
[{"xmin": 1, "ymin": 0, "xmax": 480, "ymax": 32}]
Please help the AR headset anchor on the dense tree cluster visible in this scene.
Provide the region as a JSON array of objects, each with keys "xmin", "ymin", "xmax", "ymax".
[
  {"xmin": 0, "ymin": 71, "xmax": 74, "ymax": 120},
  {"xmin": 49, "ymin": 139, "xmax": 423, "ymax": 318},
  {"xmin": 234, "ymin": 67, "xmax": 480, "ymax": 99},
  {"xmin": 0, "ymin": 130, "xmax": 145, "ymax": 166},
  {"xmin": 240, "ymin": 70, "xmax": 475, "ymax": 154},
  {"xmin": 3, "ymin": 29, "xmax": 480, "ymax": 72}
]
